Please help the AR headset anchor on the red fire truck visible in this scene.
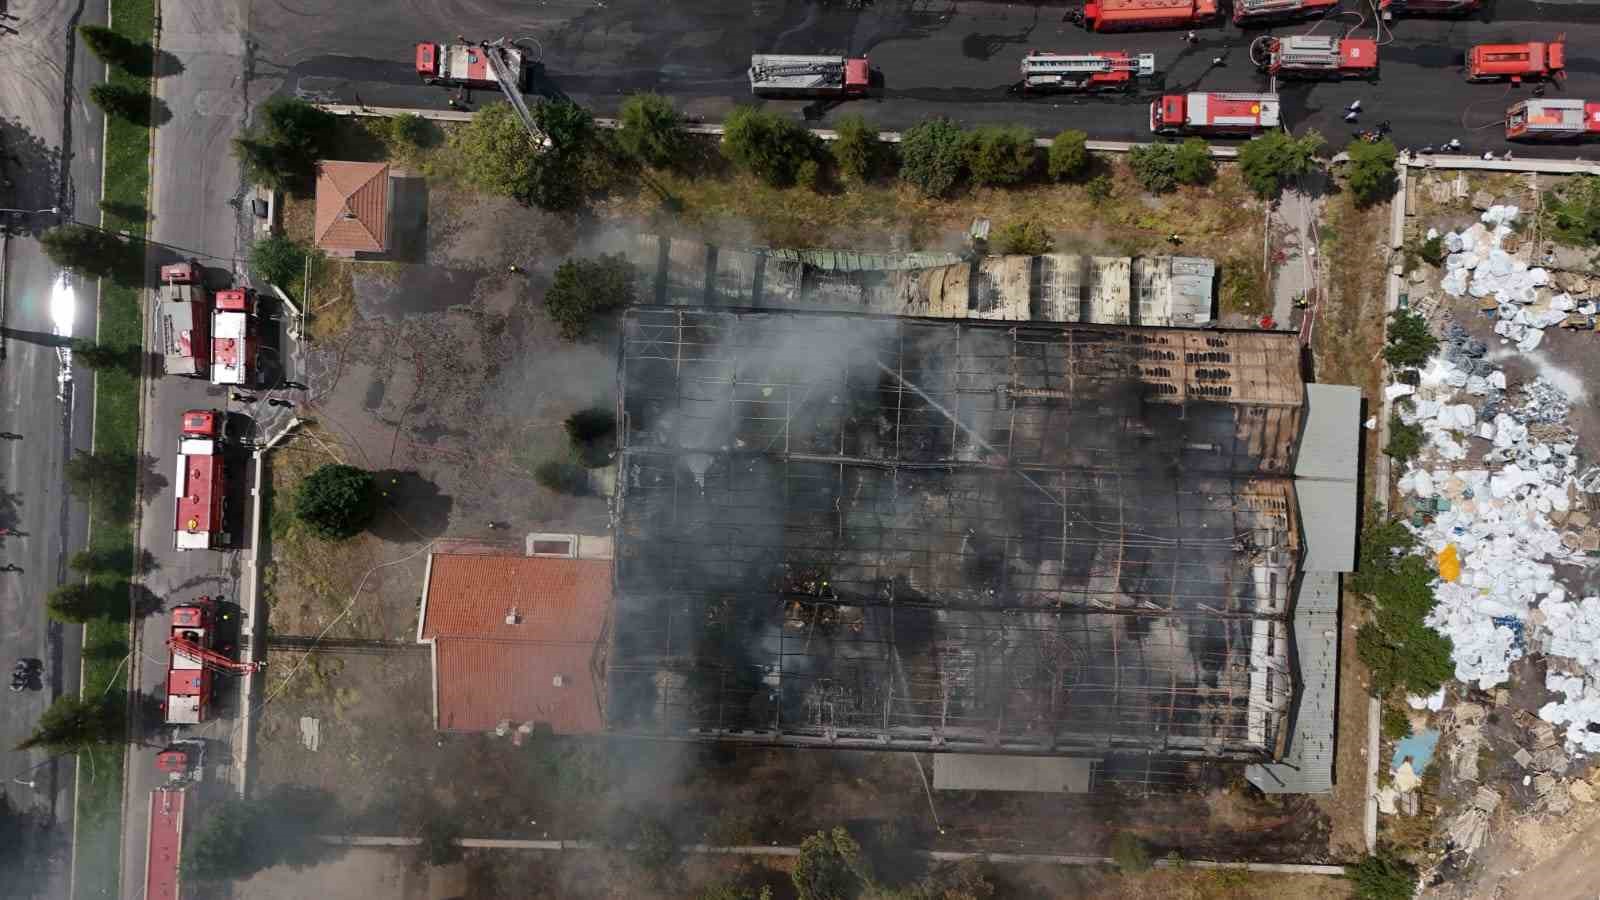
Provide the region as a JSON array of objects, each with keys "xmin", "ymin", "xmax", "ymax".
[
  {"xmin": 1466, "ymin": 37, "xmax": 1565, "ymax": 83},
  {"xmin": 416, "ymin": 39, "xmax": 532, "ymax": 90},
  {"xmin": 144, "ymin": 742, "xmax": 204, "ymax": 900},
  {"xmin": 209, "ymin": 288, "xmax": 256, "ymax": 389},
  {"xmin": 1150, "ymin": 92, "xmax": 1280, "ymax": 136},
  {"xmin": 1019, "ymin": 51, "xmax": 1156, "ymax": 93},
  {"xmin": 156, "ymin": 261, "xmax": 209, "ymax": 378},
  {"xmin": 1233, "ymin": 0, "xmax": 1338, "ymax": 25},
  {"xmin": 1505, "ymin": 98, "xmax": 1600, "ymax": 142},
  {"xmin": 164, "ymin": 597, "xmax": 259, "ymax": 725},
  {"xmin": 1257, "ymin": 35, "xmax": 1378, "ymax": 79},
  {"xmin": 748, "ymin": 55, "xmax": 871, "ymax": 99},
  {"xmin": 1074, "ymin": 0, "xmax": 1218, "ymax": 32},
  {"xmin": 175, "ymin": 410, "xmax": 227, "ymax": 551}
]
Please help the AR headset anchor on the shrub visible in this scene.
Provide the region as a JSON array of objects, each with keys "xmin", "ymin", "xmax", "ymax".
[
  {"xmin": 899, "ymin": 117, "xmax": 966, "ymax": 198},
  {"xmin": 1172, "ymin": 138, "xmax": 1214, "ymax": 186},
  {"xmin": 1346, "ymin": 851, "xmax": 1419, "ymax": 900},
  {"xmin": 1418, "ymin": 234, "xmax": 1445, "ymax": 266},
  {"xmin": 1109, "ymin": 832, "xmax": 1151, "ymax": 874},
  {"xmin": 1237, "ymin": 130, "xmax": 1324, "ymax": 199},
  {"xmin": 830, "ymin": 114, "xmax": 880, "ymax": 182},
  {"xmin": 962, "ymin": 125, "xmax": 1034, "ymax": 188},
  {"xmin": 1085, "ymin": 173, "xmax": 1114, "ymax": 205},
  {"xmin": 721, "ymin": 106, "xmax": 821, "ymax": 187},
  {"xmin": 1048, "ymin": 129, "xmax": 1090, "ymax": 181},
  {"xmin": 535, "ymin": 460, "xmax": 591, "ymax": 495},
  {"xmin": 1543, "ymin": 175, "xmax": 1600, "ymax": 247},
  {"xmin": 453, "ymin": 102, "xmax": 542, "ymax": 199},
  {"xmin": 618, "ymin": 93, "xmax": 686, "ymax": 170},
  {"xmin": 294, "ymin": 464, "xmax": 378, "ymax": 540},
  {"xmin": 792, "ymin": 828, "xmax": 862, "ymax": 900},
  {"xmin": 544, "ymin": 254, "xmax": 635, "ymax": 341},
  {"xmin": 1346, "ymin": 138, "xmax": 1399, "ymax": 205},
  {"xmin": 385, "ymin": 112, "xmax": 435, "ymax": 149},
  {"xmin": 1383, "ymin": 414, "xmax": 1423, "ymax": 462},
  {"xmin": 1128, "ymin": 143, "xmax": 1179, "ymax": 194},
  {"xmin": 1383, "ymin": 310, "xmax": 1438, "ymax": 368},
  {"xmin": 251, "ymin": 234, "xmax": 310, "ymax": 288},
  {"xmin": 634, "ymin": 817, "xmax": 677, "ymax": 871},
  {"xmin": 1381, "ymin": 701, "xmax": 1413, "ymax": 741},
  {"xmin": 232, "ymin": 97, "xmax": 339, "ymax": 192},
  {"xmin": 418, "ymin": 818, "xmax": 463, "ymax": 866},
  {"xmin": 994, "ymin": 220, "xmax": 1054, "ymax": 256}
]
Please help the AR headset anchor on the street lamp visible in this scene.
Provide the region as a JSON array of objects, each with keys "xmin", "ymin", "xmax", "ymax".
[
  {"xmin": 0, "ymin": 207, "xmax": 59, "ymax": 216},
  {"xmin": 12, "ymin": 776, "xmax": 36, "ymax": 790}
]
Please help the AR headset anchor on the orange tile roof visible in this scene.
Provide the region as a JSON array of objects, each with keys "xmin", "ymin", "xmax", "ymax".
[
  {"xmin": 421, "ymin": 554, "xmax": 613, "ymax": 734},
  {"xmin": 434, "ymin": 638, "xmax": 605, "ymax": 734},
  {"xmin": 314, "ymin": 160, "xmax": 389, "ymax": 253}
]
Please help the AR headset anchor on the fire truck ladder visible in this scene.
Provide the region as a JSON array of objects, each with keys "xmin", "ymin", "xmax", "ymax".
[
  {"xmin": 755, "ymin": 61, "xmax": 840, "ymax": 79},
  {"xmin": 1025, "ymin": 53, "xmax": 1156, "ymax": 76},
  {"xmin": 168, "ymin": 636, "xmax": 264, "ymax": 675},
  {"xmin": 474, "ymin": 37, "xmax": 549, "ymax": 149}
]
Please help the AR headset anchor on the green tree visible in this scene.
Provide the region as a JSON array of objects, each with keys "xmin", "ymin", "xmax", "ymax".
[
  {"xmin": 994, "ymin": 220, "xmax": 1054, "ymax": 256},
  {"xmin": 1127, "ymin": 143, "xmax": 1180, "ymax": 194},
  {"xmin": 544, "ymin": 254, "xmax": 635, "ymax": 341},
  {"xmin": 1543, "ymin": 175, "xmax": 1600, "ymax": 247},
  {"xmin": 16, "ymin": 695, "xmax": 123, "ymax": 753},
  {"xmin": 63, "ymin": 449, "xmax": 137, "ymax": 520},
  {"xmin": 1357, "ymin": 618, "xmax": 1454, "ymax": 697},
  {"xmin": 232, "ymin": 97, "xmax": 339, "ymax": 192},
  {"xmin": 1383, "ymin": 310, "xmax": 1438, "ymax": 368},
  {"xmin": 1237, "ymin": 130, "xmax": 1324, "ymax": 199},
  {"xmin": 418, "ymin": 818, "xmax": 464, "ymax": 866},
  {"xmin": 962, "ymin": 125, "xmax": 1034, "ymax": 188},
  {"xmin": 1109, "ymin": 832, "xmax": 1151, "ymax": 874},
  {"xmin": 899, "ymin": 117, "xmax": 966, "ymax": 198},
  {"xmin": 69, "ymin": 339, "xmax": 139, "ymax": 375},
  {"xmin": 535, "ymin": 460, "xmax": 591, "ymax": 495},
  {"xmin": 1351, "ymin": 512, "xmax": 1415, "ymax": 597},
  {"xmin": 721, "ymin": 106, "xmax": 821, "ymax": 188},
  {"xmin": 40, "ymin": 224, "xmax": 137, "ymax": 281},
  {"xmin": 1172, "ymin": 137, "xmax": 1214, "ymax": 186},
  {"xmin": 453, "ymin": 102, "xmax": 541, "ymax": 199},
  {"xmin": 1382, "ymin": 414, "xmax": 1423, "ymax": 462},
  {"xmin": 617, "ymin": 93, "xmax": 686, "ymax": 170},
  {"xmin": 792, "ymin": 829, "xmax": 860, "ymax": 900},
  {"xmin": 89, "ymin": 82, "xmax": 155, "ymax": 124},
  {"xmin": 830, "ymin": 114, "xmax": 880, "ymax": 182},
  {"xmin": 1346, "ymin": 138, "xmax": 1399, "ymax": 205},
  {"xmin": 1048, "ymin": 129, "xmax": 1090, "ymax": 182},
  {"xmin": 385, "ymin": 112, "xmax": 435, "ymax": 150},
  {"xmin": 251, "ymin": 234, "xmax": 311, "ymax": 288},
  {"xmin": 1085, "ymin": 173, "xmax": 1114, "ymax": 205},
  {"xmin": 294, "ymin": 464, "xmax": 378, "ymax": 540},
  {"xmin": 565, "ymin": 408, "xmax": 617, "ymax": 467},
  {"xmin": 47, "ymin": 582, "xmax": 121, "ymax": 624},
  {"xmin": 1381, "ymin": 701, "xmax": 1413, "ymax": 740},
  {"xmin": 77, "ymin": 24, "xmax": 145, "ymax": 72},
  {"xmin": 183, "ymin": 786, "xmax": 336, "ymax": 881},
  {"xmin": 527, "ymin": 100, "xmax": 602, "ymax": 210},
  {"xmin": 1346, "ymin": 851, "xmax": 1419, "ymax": 900}
]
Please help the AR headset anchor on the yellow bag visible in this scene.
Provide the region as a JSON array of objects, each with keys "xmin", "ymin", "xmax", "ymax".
[{"xmin": 1437, "ymin": 544, "xmax": 1461, "ymax": 582}]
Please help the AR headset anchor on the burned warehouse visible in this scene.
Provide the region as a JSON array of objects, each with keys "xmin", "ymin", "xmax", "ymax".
[{"xmin": 607, "ymin": 307, "xmax": 1355, "ymax": 770}]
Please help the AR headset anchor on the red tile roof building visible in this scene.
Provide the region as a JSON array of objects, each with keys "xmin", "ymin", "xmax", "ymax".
[
  {"xmin": 417, "ymin": 552, "xmax": 611, "ymax": 734},
  {"xmin": 314, "ymin": 160, "xmax": 390, "ymax": 255}
]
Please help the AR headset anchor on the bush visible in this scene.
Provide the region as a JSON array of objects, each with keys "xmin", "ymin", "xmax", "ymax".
[
  {"xmin": 294, "ymin": 464, "xmax": 378, "ymax": 540},
  {"xmin": 830, "ymin": 114, "xmax": 880, "ymax": 182},
  {"xmin": 527, "ymin": 100, "xmax": 602, "ymax": 210},
  {"xmin": 1085, "ymin": 174, "xmax": 1114, "ymax": 205},
  {"xmin": 565, "ymin": 408, "xmax": 618, "ymax": 467},
  {"xmin": 962, "ymin": 125, "xmax": 1035, "ymax": 188},
  {"xmin": 1383, "ymin": 310, "xmax": 1438, "ymax": 368},
  {"xmin": 994, "ymin": 220, "xmax": 1054, "ymax": 256},
  {"xmin": 1172, "ymin": 138, "xmax": 1214, "ymax": 186},
  {"xmin": 792, "ymin": 828, "xmax": 862, "ymax": 900},
  {"xmin": 1383, "ymin": 414, "xmax": 1423, "ymax": 462},
  {"xmin": 453, "ymin": 102, "xmax": 543, "ymax": 199},
  {"xmin": 1418, "ymin": 234, "xmax": 1445, "ymax": 266},
  {"xmin": 1346, "ymin": 851, "xmax": 1419, "ymax": 900},
  {"xmin": 722, "ymin": 106, "xmax": 821, "ymax": 187},
  {"xmin": 618, "ymin": 93, "xmax": 686, "ymax": 170},
  {"xmin": 1542, "ymin": 175, "xmax": 1600, "ymax": 247},
  {"xmin": 418, "ymin": 818, "xmax": 463, "ymax": 866},
  {"xmin": 1381, "ymin": 701, "xmax": 1413, "ymax": 741},
  {"xmin": 385, "ymin": 112, "xmax": 436, "ymax": 150},
  {"xmin": 1108, "ymin": 832, "xmax": 1151, "ymax": 874},
  {"xmin": 16, "ymin": 694, "xmax": 123, "ymax": 753},
  {"xmin": 1128, "ymin": 144, "xmax": 1179, "ymax": 194},
  {"xmin": 634, "ymin": 817, "xmax": 677, "ymax": 871},
  {"xmin": 544, "ymin": 254, "xmax": 635, "ymax": 341},
  {"xmin": 251, "ymin": 234, "xmax": 311, "ymax": 288},
  {"xmin": 1237, "ymin": 130, "xmax": 1324, "ymax": 199},
  {"xmin": 899, "ymin": 117, "xmax": 966, "ymax": 198},
  {"xmin": 1048, "ymin": 129, "xmax": 1089, "ymax": 181},
  {"xmin": 232, "ymin": 97, "xmax": 339, "ymax": 192},
  {"xmin": 1346, "ymin": 138, "xmax": 1399, "ymax": 205},
  {"xmin": 535, "ymin": 460, "xmax": 591, "ymax": 495}
]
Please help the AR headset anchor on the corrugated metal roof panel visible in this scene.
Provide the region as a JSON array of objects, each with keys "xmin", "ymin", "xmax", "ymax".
[
  {"xmin": 1247, "ymin": 570, "xmax": 1339, "ymax": 793},
  {"xmin": 933, "ymin": 755, "xmax": 1095, "ymax": 793}
]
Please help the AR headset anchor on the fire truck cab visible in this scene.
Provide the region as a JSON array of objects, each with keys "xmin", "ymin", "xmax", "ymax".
[{"xmin": 1505, "ymin": 98, "xmax": 1600, "ymax": 142}]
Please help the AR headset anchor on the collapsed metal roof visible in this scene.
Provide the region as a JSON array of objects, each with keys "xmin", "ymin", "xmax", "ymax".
[{"xmin": 609, "ymin": 309, "xmax": 1309, "ymax": 760}]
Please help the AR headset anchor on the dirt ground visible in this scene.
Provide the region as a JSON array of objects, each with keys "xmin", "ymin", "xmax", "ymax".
[{"xmin": 231, "ymin": 847, "xmax": 462, "ymax": 900}]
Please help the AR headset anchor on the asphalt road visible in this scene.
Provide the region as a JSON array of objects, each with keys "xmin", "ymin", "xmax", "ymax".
[
  {"xmin": 120, "ymin": 0, "xmax": 258, "ymax": 895},
  {"xmin": 248, "ymin": 0, "xmax": 1600, "ymax": 156},
  {"xmin": 0, "ymin": 0, "xmax": 107, "ymax": 891}
]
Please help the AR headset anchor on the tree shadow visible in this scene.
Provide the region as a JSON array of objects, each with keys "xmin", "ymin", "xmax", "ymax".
[
  {"xmin": 151, "ymin": 48, "xmax": 185, "ymax": 79},
  {"xmin": 369, "ymin": 469, "xmax": 454, "ymax": 541},
  {"xmin": 389, "ymin": 176, "xmax": 429, "ymax": 263},
  {"xmin": 129, "ymin": 583, "xmax": 164, "ymax": 620},
  {"xmin": 0, "ymin": 115, "xmax": 63, "ymax": 237},
  {"xmin": 138, "ymin": 451, "xmax": 169, "ymax": 504},
  {"xmin": 131, "ymin": 691, "xmax": 169, "ymax": 746}
]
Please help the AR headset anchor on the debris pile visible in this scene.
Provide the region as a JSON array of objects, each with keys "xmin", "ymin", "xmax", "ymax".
[{"xmin": 1435, "ymin": 207, "xmax": 1597, "ymax": 351}]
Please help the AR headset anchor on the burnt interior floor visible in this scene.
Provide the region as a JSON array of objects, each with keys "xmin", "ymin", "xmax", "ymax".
[{"xmin": 611, "ymin": 309, "xmax": 1307, "ymax": 761}]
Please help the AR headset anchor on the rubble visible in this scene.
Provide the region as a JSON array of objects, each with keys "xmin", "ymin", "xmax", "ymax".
[
  {"xmin": 1445, "ymin": 786, "xmax": 1501, "ymax": 854},
  {"xmin": 1437, "ymin": 206, "xmax": 1586, "ymax": 352}
]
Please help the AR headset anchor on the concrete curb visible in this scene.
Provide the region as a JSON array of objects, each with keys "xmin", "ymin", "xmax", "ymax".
[
  {"xmin": 318, "ymin": 835, "xmax": 1348, "ymax": 874},
  {"xmin": 315, "ymin": 103, "xmax": 1242, "ymax": 158}
]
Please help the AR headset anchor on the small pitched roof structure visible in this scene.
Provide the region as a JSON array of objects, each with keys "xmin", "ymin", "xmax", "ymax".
[
  {"xmin": 314, "ymin": 160, "xmax": 389, "ymax": 253},
  {"xmin": 417, "ymin": 553, "xmax": 611, "ymax": 734}
]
